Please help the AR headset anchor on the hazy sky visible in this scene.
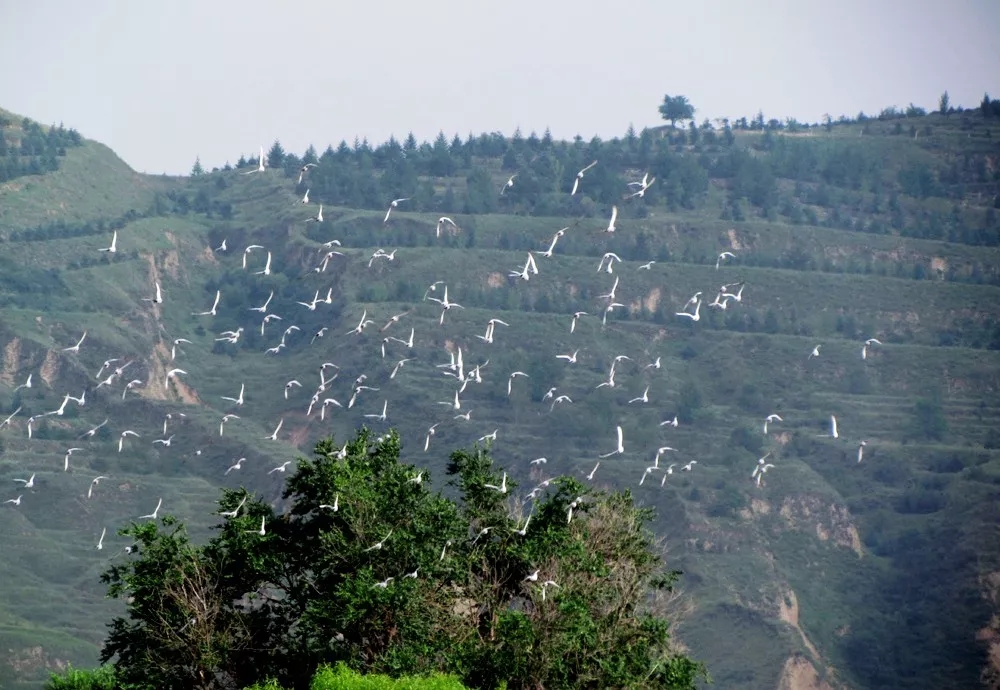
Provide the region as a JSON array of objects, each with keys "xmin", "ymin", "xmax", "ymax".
[{"xmin": 2, "ymin": 0, "xmax": 998, "ymax": 174}]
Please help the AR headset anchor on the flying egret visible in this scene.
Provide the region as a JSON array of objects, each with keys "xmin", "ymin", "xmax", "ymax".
[
  {"xmin": 245, "ymin": 516, "xmax": 267, "ymax": 536},
  {"xmin": 364, "ymin": 400, "xmax": 389, "ymax": 422},
  {"xmin": 305, "ymin": 204, "xmax": 324, "ymax": 223},
  {"xmin": 556, "ymin": 349, "xmax": 580, "ymax": 364},
  {"xmin": 225, "ymin": 458, "xmax": 245, "ymax": 475},
  {"xmin": 830, "ymin": 415, "xmax": 839, "ymax": 439},
  {"xmin": 13, "ymin": 473, "xmax": 35, "ymax": 489},
  {"xmin": 628, "ymin": 386, "xmax": 650, "ymax": 404},
  {"xmin": 435, "ymin": 216, "xmax": 457, "ymax": 237},
  {"xmin": 87, "ymin": 475, "xmax": 107, "ymax": 499},
  {"xmin": 118, "ymin": 430, "xmax": 139, "ymax": 453},
  {"xmin": 4, "ymin": 496, "xmax": 22, "ymax": 506},
  {"xmin": 484, "ymin": 471, "xmax": 508, "ymax": 494},
  {"xmin": 62, "ymin": 331, "xmax": 87, "ymax": 354},
  {"xmin": 716, "ymin": 251, "xmax": 736, "ymax": 270},
  {"xmin": 809, "ymin": 345, "xmax": 821, "ymax": 359},
  {"xmin": 861, "ymin": 338, "xmax": 882, "ymax": 360},
  {"xmin": 764, "ymin": 414, "xmax": 783, "ymax": 434},
  {"xmin": 500, "ymin": 174, "xmax": 516, "ymax": 195},
  {"xmin": 64, "ymin": 447, "xmax": 83, "ymax": 471},
  {"xmin": 364, "ymin": 529, "xmax": 393, "ymax": 552},
  {"xmin": 249, "ymin": 290, "xmax": 274, "ymax": 313},
  {"xmin": 96, "ymin": 527, "xmax": 107, "ymax": 550},
  {"xmin": 240, "ymin": 145, "xmax": 265, "ymax": 175},
  {"xmin": 600, "ymin": 425, "xmax": 625, "ymax": 457},
  {"xmin": 424, "ymin": 423, "xmax": 439, "ymax": 451},
  {"xmin": 383, "ymin": 197, "xmax": 410, "ymax": 223},
  {"xmin": 219, "ymin": 495, "xmax": 247, "ymax": 518},
  {"xmin": 676, "ymin": 300, "xmax": 701, "ymax": 321},
  {"xmin": 265, "ymin": 419, "xmax": 284, "ymax": 441},
  {"xmin": 540, "ymin": 580, "xmax": 560, "ymax": 601},
  {"xmin": 98, "ymin": 230, "xmax": 118, "ymax": 253},
  {"xmin": 141, "ymin": 281, "xmax": 163, "ymax": 305},
  {"xmin": 857, "ymin": 440, "xmax": 867, "ymax": 463},
  {"xmin": 507, "ymin": 371, "xmax": 528, "ymax": 396},
  {"xmin": 297, "ymin": 162, "xmax": 317, "ymax": 184},
  {"xmin": 570, "ymin": 311, "xmax": 588, "ymax": 333},
  {"xmin": 221, "ymin": 383, "xmax": 245, "ymax": 406},
  {"xmin": 570, "ymin": 160, "xmax": 597, "ymax": 194},
  {"xmin": 170, "ymin": 338, "xmax": 192, "ymax": 361},
  {"xmin": 284, "ymin": 380, "xmax": 302, "ymax": 399},
  {"xmin": 540, "ymin": 227, "xmax": 568, "ymax": 258},
  {"xmin": 254, "ymin": 250, "xmax": 272, "ymax": 276},
  {"xmin": 152, "ymin": 435, "xmax": 175, "ymax": 447},
  {"xmin": 380, "ymin": 310, "xmax": 411, "ymax": 332},
  {"xmin": 193, "ymin": 290, "xmax": 221, "ymax": 316},
  {"xmin": 78, "ymin": 418, "xmax": 108, "ymax": 439},
  {"xmin": 268, "ymin": 461, "xmax": 292, "ymax": 475},
  {"xmin": 605, "ymin": 205, "xmax": 618, "ymax": 233},
  {"xmin": 139, "ymin": 498, "xmax": 163, "ymax": 520}
]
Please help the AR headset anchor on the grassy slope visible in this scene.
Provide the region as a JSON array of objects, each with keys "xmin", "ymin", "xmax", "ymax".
[{"xmin": 0, "ymin": 109, "xmax": 999, "ymax": 689}]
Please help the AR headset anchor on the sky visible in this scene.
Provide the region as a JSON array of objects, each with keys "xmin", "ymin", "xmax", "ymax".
[{"xmin": 1, "ymin": 0, "xmax": 998, "ymax": 175}]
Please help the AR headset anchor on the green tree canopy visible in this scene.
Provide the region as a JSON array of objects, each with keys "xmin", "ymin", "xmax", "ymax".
[
  {"xmin": 97, "ymin": 429, "xmax": 704, "ymax": 690},
  {"xmin": 658, "ymin": 95, "xmax": 695, "ymax": 127}
]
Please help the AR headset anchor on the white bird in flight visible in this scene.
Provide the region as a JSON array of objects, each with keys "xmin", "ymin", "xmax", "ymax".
[
  {"xmin": 164, "ymin": 368, "xmax": 186, "ymax": 390},
  {"xmin": 308, "ymin": 204, "xmax": 326, "ymax": 223},
  {"xmin": 221, "ymin": 383, "xmax": 245, "ymax": 406},
  {"xmin": 193, "ymin": 290, "xmax": 221, "ymax": 316},
  {"xmin": 570, "ymin": 160, "xmax": 597, "ymax": 195},
  {"xmin": 87, "ymin": 475, "xmax": 107, "ymax": 498},
  {"xmin": 764, "ymin": 414, "xmax": 783, "ymax": 435},
  {"xmin": 861, "ymin": 338, "xmax": 882, "ymax": 360},
  {"xmin": 141, "ymin": 281, "xmax": 163, "ymax": 305},
  {"xmin": 676, "ymin": 300, "xmax": 701, "ymax": 322},
  {"xmin": 435, "ymin": 216, "xmax": 457, "ymax": 237},
  {"xmin": 383, "ymin": 197, "xmax": 410, "ymax": 223},
  {"xmin": 98, "ymin": 230, "xmax": 118, "ymax": 253},
  {"xmin": 600, "ymin": 425, "xmax": 625, "ymax": 458},
  {"xmin": 118, "ymin": 430, "xmax": 139, "ymax": 453},
  {"xmin": 13, "ymin": 473, "xmax": 35, "ymax": 489},
  {"xmin": 716, "ymin": 251, "xmax": 736, "ymax": 270},
  {"xmin": 62, "ymin": 331, "xmax": 87, "ymax": 353},
  {"xmin": 265, "ymin": 419, "xmax": 284, "ymax": 441},
  {"xmin": 241, "ymin": 145, "xmax": 266, "ymax": 175},
  {"xmin": 139, "ymin": 498, "xmax": 163, "ymax": 520},
  {"xmin": 604, "ymin": 205, "xmax": 618, "ymax": 233}
]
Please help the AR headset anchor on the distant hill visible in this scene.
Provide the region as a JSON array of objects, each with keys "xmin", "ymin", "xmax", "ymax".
[{"xmin": 0, "ymin": 100, "xmax": 999, "ymax": 689}]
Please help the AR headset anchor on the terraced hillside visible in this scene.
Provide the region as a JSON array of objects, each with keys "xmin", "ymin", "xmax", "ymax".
[{"xmin": 1, "ymin": 105, "xmax": 999, "ymax": 689}]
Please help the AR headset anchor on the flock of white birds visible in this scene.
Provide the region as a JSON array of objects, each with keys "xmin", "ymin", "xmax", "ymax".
[{"xmin": 1, "ymin": 145, "xmax": 880, "ymax": 568}]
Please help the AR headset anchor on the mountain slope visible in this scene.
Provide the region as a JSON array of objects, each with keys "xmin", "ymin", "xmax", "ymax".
[{"xmin": 1, "ymin": 105, "xmax": 999, "ymax": 689}]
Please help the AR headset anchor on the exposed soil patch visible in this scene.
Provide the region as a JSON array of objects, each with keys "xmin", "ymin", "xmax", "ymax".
[
  {"xmin": 1, "ymin": 337, "xmax": 22, "ymax": 385},
  {"xmin": 39, "ymin": 349, "xmax": 61, "ymax": 387},
  {"xmin": 777, "ymin": 654, "xmax": 835, "ymax": 690}
]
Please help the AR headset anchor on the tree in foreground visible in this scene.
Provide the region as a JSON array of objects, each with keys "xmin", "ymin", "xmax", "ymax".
[{"xmin": 96, "ymin": 428, "xmax": 704, "ymax": 690}]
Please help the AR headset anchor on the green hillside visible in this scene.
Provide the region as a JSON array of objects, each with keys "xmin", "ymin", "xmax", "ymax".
[{"xmin": 1, "ymin": 99, "xmax": 1000, "ymax": 689}]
